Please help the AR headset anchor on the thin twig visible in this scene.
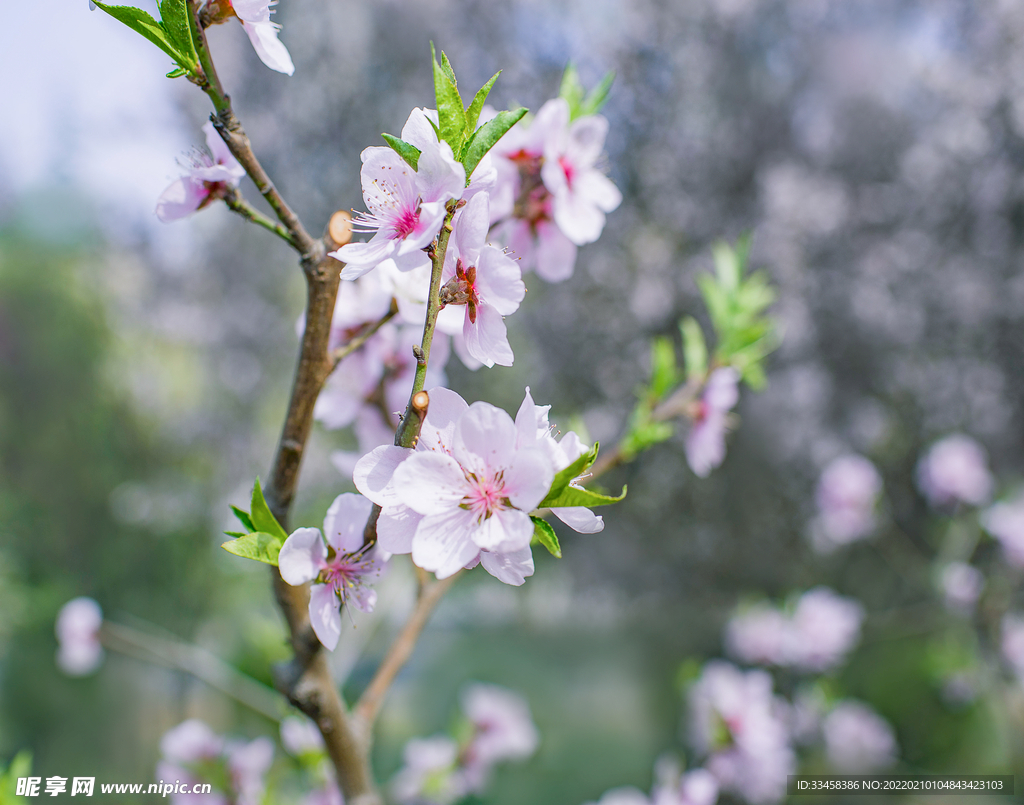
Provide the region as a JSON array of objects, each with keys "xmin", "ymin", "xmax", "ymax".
[
  {"xmin": 354, "ymin": 572, "xmax": 462, "ymax": 727},
  {"xmin": 186, "ymin": 0, "xmax": 319, "ymax": 265},
  {"xmin": 224, "ymin": 189, "xmax": 299, "ymax": 249},
  {"xmin": 330, "ymin": 302, "xmax": 399, "ymax": 371},
  {"xmin": 100, "ymin": 621, "xmax": 285, "ymax": 721}
]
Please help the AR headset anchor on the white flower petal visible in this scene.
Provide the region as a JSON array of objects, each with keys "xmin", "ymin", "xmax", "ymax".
[
  {"xmin": 241, "ymin": 20, "xmax": 294, "ymax": 76},
  {"xmin": 504, "ymin": 448, "xmax": 555, "ymax": 512},
  {"xmin": 476, "ymin": 246, "xmax": 525, "ymax": 316},
  {"xmin": 392, "ymin": 452, "xmax": 468, "ymax": 515},
  {"xmin": 453, "ymin": 402, "xmax": 518, "ymax": 476},
  {"xmin": 322, "ymin": 493, "xmax": 373, "ymax": 554},
  {"xmin": 552, "ymin": 506, "xmax": 604, "ymax": 533},
  {"xmin": 534, "ymin": 222, "xmax": 578, "ymax": 282},
  {"xmin": 479, "ymin": 546, "xmax": 535, "ymax": 586},
  {"xmin": 376, "ymin": 504, "xmax": 422, "ymax": 554},
  {"xmin": 278, "ymin": 527, "xmax": 327, "ymax": 585},
  {"xmin": 155, "ymin": 177, "xmax": 208, "ymax": 222},
  {"xmin": 308, "ymin": 583, "xmax": 342, "ymax": 651},
  {"xmin": 473, "ymin": 507, "xmax": 534, "ymax": 553},
  {"xmin": 463, "ymin": 303, "xmax": 514, "ymax": 368},
  {"xmin": 353, "ymin": 445, "xmax": 413, "ymax": 507},
  {"xmin": 412, "ymin": 509, "xmax": 481, "ymax": 578}
]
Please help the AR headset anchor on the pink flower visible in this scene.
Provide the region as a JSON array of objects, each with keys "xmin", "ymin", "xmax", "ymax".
[
  {"xmin": 688, "ymin": 662, "xmax": 794, "ymax": 805},
  {"xmin": 156, "ymin": 122, "xmax": 245, "ymax": 222},
  {"xmin": 725, "ymin": 605, "xmax": 791, "ymax": 667},
  {"xmin": 514, "ymin": 387, "xmax": 605, "ymax": 534},
  {"xmin": 55, "ymin": 597, "xmax": 104, "ymax": 677},
  {"xmin": 280, "ymin": 716, "xmax": 324, "ymax": 757},
  {"xmin": 436, "ymin": 193, "xmax": 526, "ymax": 368},
  {"xmin": 983, "ymin": 495, "xmax": 1024, "ymax": 567},
  {"xmin": 786, "ymin": 587, "xmax": 864, "ymax": 672},
  {"xmin": 822, "ymin": 701, "xmax": 897, "ymax": 773},
  {"xmin": 390, "ymin": 736, "xmax": 465, "ymax": 805},
  {"xmin": 940, "ymin": 562, "xmax": 984, "ymax": 613},
  {"xmin": 812, "ymin": 454, "xmax": 882, "ymax": 551},
  {"xmin": 156, "ymin": 720, "xmax": 228, "ymax": 805},
  {"xmin": 354, "ymin": 387, "xmax": 553, "ymax": 585},
  {"xmin": 1001, "ymin": 614, "xmax": 1024, "ymax": 679},
  {"xmin": 587, "ymin": 789, "xmax": 651, "ymax": 805},
  {"xmin": 278, "ymin": 493, "xmax": 385, "ymax": 651},
  {"xmin": 685, "ymin": 368, "xmax": 740, "ymax": 478},
  {"xmin": 652, "ymin": 768, "xmax": 720, "ymax": 805},
  {"xmin": 334, "ymin": 109, "xmax": 465, "ymax": 280},
  {"xmin": 228, "ymin": 0, "xmax": 294, "ymax": 75},
  {"xmin": 330, "ymin": 407, "xmax": 397, "ymax": 480},
  {"xmin": 916, "ymin": 434, "xmax": 993, "ymax": 508},
  {"xmin": 226, "ymin": 737, "xmax": 274, "ymax": 805},
  {"xmin": 460, "ymin": 684, "xmax": 539, "ymax": 791},
  {"xmin": 490, "ymin": 99, "xmax": 620, "ymax": 282}
]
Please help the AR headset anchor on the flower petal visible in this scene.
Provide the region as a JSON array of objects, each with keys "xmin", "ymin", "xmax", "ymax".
[
  {"xmin": 551, "ymin": 506, "xmax": 605, "ymax": 533},
  {"xmin": 479, "ymin": 545, "xmax": 535, "ymax": 586},
  {"xmin": 393, "ymin": 452, "xmax": 468, "ymax": 515},
  {"xmin": 503, "ymin": 447, "xmax": 554, "ymax": 512},
  {"xmin": 376, "ymin": 504, "xmax": 422, "ymax": 554},
  {"xmin": 322, "ymin": 493, "xmax": 373, "ymax": 554},
  {"xmin": 156, "ymin": 177, "xmax": 207, "ymax": 222},
  {"xmin": 418, "ymin": 386, "xmax": 470, "ymax": 454},
  {"xmin": 453, "ymin": 402, "xmax": 518, "ymax": 476},
  {"xmin": 534, "ymin": 222, "xmax": 578, "ymax": 282},
  {"xmin": 463, "ymin": 303, "xmax": 514, "ymax": 368},
  {"xmin": 412, "ymin": 509, "xmax": 481, "ymax": 578},
  {"xmin": 454, "ymin": 193, "xmax": 489, "ymax": 267},
  {"xmin": 308, "ymin": 584, "xmax": 342, "ymax": 651},
  {"xmin": 476, "ymin": 247, "xmax": 525, "ymax": 316},
  {"xmin": 241, "ymin": 20, "xmax": 295, "ymax": 76},
  {"xmin": 353, "ymin": 445, "xmax": 413, "ymax": 507},
  {"xmin": 278, "ymin": 527, "xmax": 327, "ymax": 585},
  {"xmin": 473, "ymin": 507, "xmax": 534, "ymax": 553}
]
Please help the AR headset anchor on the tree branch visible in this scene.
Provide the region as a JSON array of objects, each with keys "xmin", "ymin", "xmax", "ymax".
[
  {"xmin": 354, "ymin": 572, "xmax": 462, "ymax": 727},
  {"xmin": 224, "ymin": 188, "xmax": 299, "ymax": 249},
  {"xmin": 330, "ymin": 301, "xmax": 399, "ymax": 372}
]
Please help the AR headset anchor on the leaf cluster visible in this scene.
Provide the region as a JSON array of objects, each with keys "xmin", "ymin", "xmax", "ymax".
[
  {"xmin": 558, "ymin": 63, "xmax": 615, "ymax": 121},
  {"xmin": 381, "ymin": 46, "xmax": 528, "ymax": 182},
  {"xmin": 221, "ymin": 479, "xmax": 288, "ymax": 567},
  {"xmin": 0, "ymin": 751, "xmax": 31, "ymax": 805},
  {"xmin": 697, "ymin": 235, "xmax": 778, "ymax": 390},
  {"xmin": 92, "ymin": 0, "xmax": 201, "ymax": 79}
]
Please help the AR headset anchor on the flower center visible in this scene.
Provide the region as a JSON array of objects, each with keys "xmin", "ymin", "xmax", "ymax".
[
  {"xmin": 391, "ymin": 203, "xmax": 421, "ymax": 240},
  {"xmin": 320, "ymin": 550, "xmax": 379, "ymax": 602},
  {"xmin": 438, "ymin": 258, "xmax": 480, "ymax": 323},
  {"xmin": 462, "ymin": 473, "xmax": 509, "ymax": 521},
  {"xmin": 559, "ymin": 156, "xmax": 576, "ymax": 188}
]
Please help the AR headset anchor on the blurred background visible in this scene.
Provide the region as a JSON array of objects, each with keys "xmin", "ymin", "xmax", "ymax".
[{"xmin": 3, "ymin": 0, "xmax": 1024, "ymax": 802}]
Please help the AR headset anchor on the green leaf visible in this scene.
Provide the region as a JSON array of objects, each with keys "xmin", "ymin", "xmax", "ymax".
[
  {"xmin": 381, "ymin": 134, "xmax": 421, "ymax": 171},
  {"xmin": 680, "ymin": 316, "xmax": 708, "ymax": 382},
  {"xmin": 231, "ymin": 505, "xmax": 255, "ymax": 533},
  {"xmin": 464, "ymin": 71, "xmax": 501, "ymax": 140},
  {"xmin": 221, "ymin": 531, "xmax": 283, "ymax": 566},
  {"xmin": 539, "ymin": 442, "xmax": 599, "ymax": 508},
  {"xmin": 92, "ymin": 2, "xmax": 182, "ymax": 64},
  {"xmin": 621, "ymin": 418, "xmax": 674, "ymax": 458},
  {"xmin": 579, "ymin": 71, "xmax": 615, "ymax": 117},
  {"xmin": 558, "ymin": 62, "xmax": 586, "ymax": 114},
  {"xmin": 1, "ymin": 749, "xmax": 32, "ymax": 805},
  {"xmin": 166, "ymin": 66, "xmax": 188, "ymax": 79},
  {"xmin": 440, "ymin": 50, "xmax": 459, "ymax": 88},
  {"xmin": 712, "ymin": 240, "xmax": 742, "ymax": 292},
  {"xmin": 223, "ymin": 531, "xmax": 247, "ymax": 539},
  {"xmin": 543, "ymin": 484, "xmax": 627, "ymax": 509},
  {"xmin": 650, "ymin": 336, "xmax": 680, "ymax": 398},
  {"xmin": 157, "ymin": 0, "xmax": 198, "ymax": 70},
  {"xmin": 249, "ymin": 478, "xmax": 288, "ymax": 542},
  {"xmin": 461, "ymin": 107, "xmax": 528, "ymax": 180},
  {"xmin": 431, "ymin": 44, "xmax": 467, "ymax": 151},
  {"xmin": 530, "ymin": 516, "xmax": 561, "ymax": 558}
]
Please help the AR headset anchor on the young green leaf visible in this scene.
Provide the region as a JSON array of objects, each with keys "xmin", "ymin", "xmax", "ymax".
[
  {"xmin": 465, "ymin": 71, "xmax": 501, "ymax": 138},
  {"xmin": 249, "ymin": 478, "xmax": 288, "ymax": 542},
  {"xmin": 230, "ymin": 505, "xmax": 255, "ymax": 533},
  {"xmin": 166, "ymin": 66, "xmax": 188, "ymax": 79},
  {"xmin": 381, "ymin": 134, "xmax": 421, "ymax": 171},
  {"xmin": 559, "ymin": 62, "xmax": 586, "ymax": 113},
  {"xmin": 650, "ymin": 336, "xmax": 681, "ymax": 398},
  {"xmin": 579, "ymin": 71, "xmax": 615, "ymax": 117},
  {"xmin": 223, "ymin": 531, "xmax": 248, "ymax": 539},
  {"xmin": 540, "ymin": 442, "xmax": 599, "ymax": 507},
  {"xmin": 221, "ymin": 531, "xmax": 283, "ymax": 566},
  {"xmin": 431, "ymin": 44, "xmax": 467, "ymax": 150},
  {"xmin": 440, "ymin": 50, "xmax": 459, "ymax": 88},
  {"xmin": 157, "ymin": 0, "xmax": 198, "ymax": 70},
  {"xmin": 542, "ymin": 484, "xmax": 627, "ymax": 509},
  {"xmin": 461, "ymin": 107, "xmax": 528, "ymax": 180},
  {"xmin": 680, "ymin": 316, "xmax": 708, "ymax": 382},
  {"xmin": 530, "ymin": 516, "xmax": 561, "ymax": 558},
  {"xmin": 91, "ymin": 2, "xmax": 182, "ymax": 65}
]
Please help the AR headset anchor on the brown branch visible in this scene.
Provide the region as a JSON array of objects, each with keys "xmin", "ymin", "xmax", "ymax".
[
  {"xmin": 354, "ymin": 571, "xmax": 462, "ymax": 727},
  {"xmin": 330, "ymin": 301, "xmax": 399, "ymax": 372}
]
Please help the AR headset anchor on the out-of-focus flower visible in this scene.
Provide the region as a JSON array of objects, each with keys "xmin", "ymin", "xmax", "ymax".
[
  {"xmin": 725, "ymin": 605, "xmax": 790, "ymax": 667},
  {"xmin": 490, "ymin": 99, "xmax": 620, "ymax": 282},
  {"xmin": 822, "ymin": 701, "xmax": 898, "ymax": 773},
  {"xmin": 354, "ymin": 387, "xmax": 553, "ymax": 585},
  {"xmin": 436, "ymin": 193, "xmax": 525, "ymax": 368},
  {"xmin": 1001, "ymin": 613, "xmax": 1024, "ymax": 679},
  {"xmin": 460, "ymin": 684, "xmax": 539, "ymax": 791},
  {"xmin": 940, "ymin": 562, "xmax": 984, "ymax": 613},
  {"xmin": 685, "ymin": 368, "xmax": 740, "ymax": 478},
  {"xmin": 280, "ymin": 716, "xmax": 324, "ymax": 757},
  {"xmin": 157, "ymin": 720, "xmax": 262, "ymax": 805},
  {"xmin": 916, "ymin": 434, "xmax": 993, "ymax": 508},
  {"xmin": 228, "ymin": 0, "xmax": 294, "ymax": 75},
  {"xmin": 586, "ymin": 788, "xmax": 651, "ymax": 805},
  {"xmin": 55, "ymin": 597, "xmax": 104, "ymax": 676},
  {"xmin": 787, "ymin": 587, "xmax": 864, "ymax": 673},
  {"xmin": 156, "ymin": 122, "xmax": 245, "ymax": 222},
  {"xmin": 334, "ymin": 109, "xmax": 465, "ymax": 280},
  {"xmin": 688, "ymin": 661, "xmax": 794, "ymax": 805},
  {"xmin": 982, "ymin": 495, "xmax": 1024, "ymax": 568},
  {"xmin": 811, "ymin": 454, "xmax": 882, "ymax": 551},
  {"xmin": 391, "ymin": 736, "xmax": 465, "ymax": 805},
  {"xmin": 278, "ymin": 493, "xmax": 385, "ymax": 651},
  {"xmin": 227, "ymin": 736, "xmax": 274, "ymax": 805},
  {"xmin": 652, "ymin": 765, "xmax": 720, "ymax": 805},
  {"xmin": 726, "ymin": 588, "xmax": 863, "ymax": 673}
]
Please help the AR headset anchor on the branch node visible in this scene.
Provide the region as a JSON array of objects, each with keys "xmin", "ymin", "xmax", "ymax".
[
  {"xmin": 326, "ymin": 210, "xmax": 353, "ymax": 251},
  {"xmin": 412, "ymin": 345, "xmax": 425, "ymax": 366}
]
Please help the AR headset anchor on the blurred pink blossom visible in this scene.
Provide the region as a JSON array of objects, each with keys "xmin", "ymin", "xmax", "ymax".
[
  {"xmin": 916, "ymin": 434, "xmax": 993, "ymax": 508},
  {"xmin": 812, "ymin": 454, "xmax": 882, "ymax": 551},
  {"xmin": 1001, "ymin": 614, "xmax": 1024, "ymax": 679},
  {"xmin": 685, "ymin": 368, "xmax": 740, "ymax": 478},
  {"xmin": 390, "ymin": 736, "xmax": 465, "ymax": 805},
  {"xmin": 460, "ymin": 684, "xmax": 539, "ymax": 791},
  {"xmin": 983, "ymin": 495, "xmax": 1024, "ymax": 567},
  {"xmin": 822, "ymin": 701, "xmax": 897, "ymax": 773},
  {"xmin": 787, "ymin": 587, "xmax": 864, "ymax": 672},
  {"xmin": 156, "ymin": 122, "xmax": 245, "ymax": 222},
  {"xmin": 55, "ymin": 597, "xmax": 104, "ymax": 677},
  {"xmin": 280, "ymin": 715, "xmax": 324, "ymax": 757},
  {"xmin": 940, "ymin": 562, "xmax": 984, "ymax": 612},
  {"xmin": 725, "ymin": 605, "xmax": 790, "ymax": 667}
]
